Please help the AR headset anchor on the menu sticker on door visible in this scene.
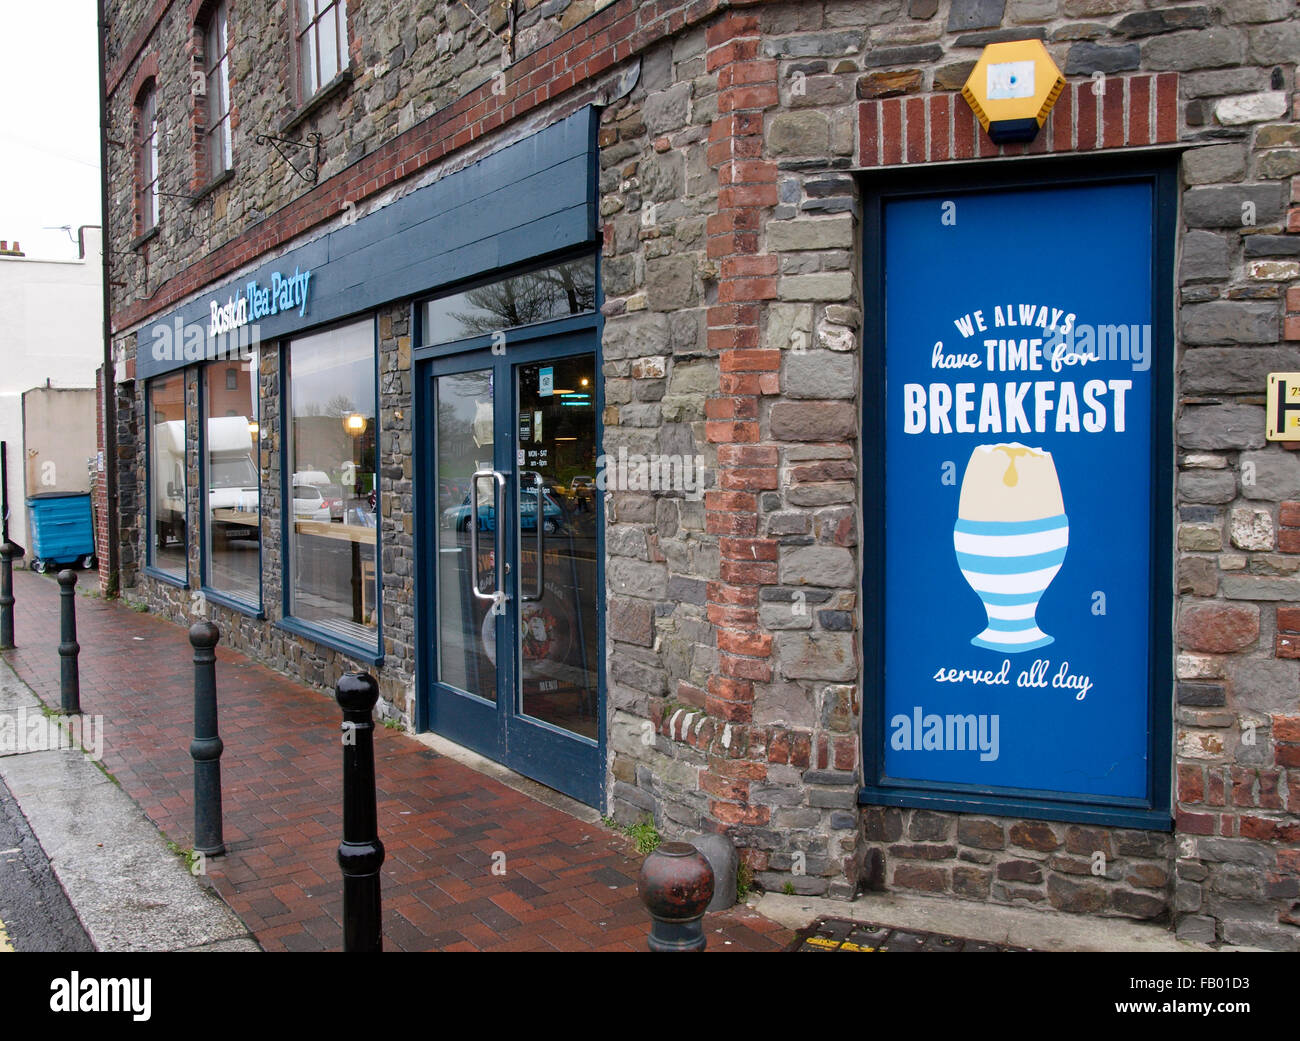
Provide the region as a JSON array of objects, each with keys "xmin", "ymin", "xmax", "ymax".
[
  {"xmin": 882, "ymin": 181, "xmax": 1156, "ymax": 803},
  {"xmin": 539, "ymin": 367, "xmax": 554, "ymax": 397}
]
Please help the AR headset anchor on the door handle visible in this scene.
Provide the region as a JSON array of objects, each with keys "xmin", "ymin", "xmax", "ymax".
[
  {"xmin": 469, "ymin": 469, "xmax": 507, "ymax": 610},
  {"xmin": 522, "ymin": 472, "xmax": 545, "ymax": 602}
]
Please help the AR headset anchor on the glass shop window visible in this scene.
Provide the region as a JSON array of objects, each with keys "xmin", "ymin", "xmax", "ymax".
[
  {"xmin": 203, "ymin": 353, "xmax": 260, "ymax": 605},
  {"xmin": 284, "ymin": 318, "xmax": 378, "ymax": 648},
  {"xmin": 422, "ymin": 256, "xmax": 596, "ymax": 348},
  {"xmin": 148, "ymin": 374, "xmax": 188, "ymax": 579}
]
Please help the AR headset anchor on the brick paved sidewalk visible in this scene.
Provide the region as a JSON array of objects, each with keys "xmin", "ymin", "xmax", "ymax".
[{"xmin": 3, "ymin": 570, "xmax": 791, "ymax": 952}]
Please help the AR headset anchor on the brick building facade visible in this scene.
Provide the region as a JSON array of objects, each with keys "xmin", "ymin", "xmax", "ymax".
[{"xmin": 100, "ymin": 0, "xmax": 1300, "ymax": 950}]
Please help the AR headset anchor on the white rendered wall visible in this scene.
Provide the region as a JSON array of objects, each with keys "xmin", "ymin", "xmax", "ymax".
[{"xmin": 0, "ymin": 228, "xmax": 103, "ymax": 552}]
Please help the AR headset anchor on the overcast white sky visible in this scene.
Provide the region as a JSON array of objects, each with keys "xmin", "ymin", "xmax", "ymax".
[{"xmin": 0, "ymin": 1, "xmax": 102, "ymax": 262}]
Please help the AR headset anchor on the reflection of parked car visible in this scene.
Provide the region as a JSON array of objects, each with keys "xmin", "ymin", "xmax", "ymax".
[
  {"xmin": 292, "ymin": 485, "xmax": 330, "ymax": 520},
  {"xmin": 569, "ymin": 475, "xmax": 595, "ymax": 511},
  {"xmin": 443, "ymin": 494, "xmax": 493, "ymax": 532},
  {"xmin": 442, "ymin": 490, "xmax": 564, "ymax": 533},
  {"xmin": 207, "ymin": 417, "xmax": 259, "ymax": 541},
  {"xmin": 438, "ymin": 478, "xmax": 468, "ymax": 512},
  {"xmin": 522, "ymin": 489, "xmax": 565, "ymax": 534},
  {"xmin": 317, "ymin": 483, "xmax": 346, "ymax": 520}
]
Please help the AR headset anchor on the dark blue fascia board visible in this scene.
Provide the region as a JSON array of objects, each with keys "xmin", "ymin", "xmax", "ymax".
[{"xmin": 137, "ymin": 107, "xmax": 597, "ymax": 380}]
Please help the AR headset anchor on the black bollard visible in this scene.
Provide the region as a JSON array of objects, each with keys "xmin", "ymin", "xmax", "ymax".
[
  {"xmin": 188, "ymin": 621, "xmax": 225, "ymax": 856},
  {"xmin": 638, "ymin": 841, "xmax": 714, "ymax": 951},
  {"xmin": 336, "ymin": 672, "xmax": 384, "ymax": 952},
  {"xmin": 0, "ymin": 541, "xmax": 15, "ymax": 650},
  {"xmin": 57, "ymin": 570, "xmax": 80, "ymax": 714}
]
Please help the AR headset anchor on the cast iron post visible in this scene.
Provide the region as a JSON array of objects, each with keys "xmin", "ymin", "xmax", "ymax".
[
  {"xmin": 638, "ymin": 841, "xmax": 715, "ymax": 952},
  {"xmin": 189, "ymin": 620, "xmax": 225, "ymax": 856},
  {"xmin": 0, "ymin": 541, "xmax": 15, "ymax": 650},
  {"xmin": 337, "ymin": 671, "xmax": 384, "ymax": 952},
  {"xmin": 57, "ymin": 570, "xmax": 80, "ymax": 714}
]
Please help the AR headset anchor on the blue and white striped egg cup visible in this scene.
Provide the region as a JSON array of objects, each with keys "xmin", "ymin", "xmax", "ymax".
[{"xmin": 953, "ymin": 513, "xmax": 1069, "ymax": 654}]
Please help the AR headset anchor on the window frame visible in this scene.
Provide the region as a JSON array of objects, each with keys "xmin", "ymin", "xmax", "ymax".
[
  {"xmin": 144, "ymin": 374, "xmax": 189, "ymax": 587},
  {"xmin": 135, "ymin": 80, "xmax": 161, "ymax": 236},
  {"xmin": 198, "ymin": 355, "xmax": 263, "ymax": 617},
  {"xmin": 857, "ymin": 153, "xmax": 1177, "ymax": 832},
  {"xmin": 277, "ymin": 314, "xmax": 383, "ymax": 663},
  {"xmin": 198, "ymin": 0, "xmax": 233, "ymax": 184},
  {"xmin": 292, "ymin": 0, "xmax": 350, "ymax": 105},
  {"xmin": 417, "ymin": 254, "xmax": 600, "ymax": 354}
]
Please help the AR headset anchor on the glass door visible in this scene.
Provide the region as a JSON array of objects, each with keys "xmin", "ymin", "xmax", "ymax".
[{"xmin": 424, "ymin": 334, "xmax": 602, "ymax": 806}]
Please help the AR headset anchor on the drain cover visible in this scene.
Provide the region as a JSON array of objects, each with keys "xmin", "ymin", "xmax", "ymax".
[{"xmin": 788, "ymin": 917, "xmax": 1032, "ymax": 952}]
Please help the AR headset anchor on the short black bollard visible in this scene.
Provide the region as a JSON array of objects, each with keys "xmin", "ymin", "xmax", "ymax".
[
  {"xmin": 0, "ymin": 541, "xmax": 15, "ymax": 650},
  {"xmin": 336, "ymin": 672, "xmax": 384, "ymax": 952},
  {"xmin": 638, "ymin": 841, "xmax": 714, "ymax": 952},
  {"xmin": 57, "ymin": 570, "xmax": 80, "ymax": 714},
  {"xmin": 189, "ymin": 620, "xmax": 225, "ymax": 856}
]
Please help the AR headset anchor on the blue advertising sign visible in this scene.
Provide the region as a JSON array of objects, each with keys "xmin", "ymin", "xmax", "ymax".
[{"xmin": 882, "ymin": 181, "xmax": 1155, "ymax": 801}]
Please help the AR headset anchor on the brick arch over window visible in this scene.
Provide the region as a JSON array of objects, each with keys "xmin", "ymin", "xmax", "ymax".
[
  {"xmin": 131, "ymin": 60, "xmax": 161, "ymax": 238},
  {"xmin": 191, "ymin": 0, "xmax": 234, "ymax": 187}
]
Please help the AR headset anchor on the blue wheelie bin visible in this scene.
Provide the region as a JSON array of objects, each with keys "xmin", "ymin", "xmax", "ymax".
[{"xmin": 27, "ymin": 492, "xmax": 96, "ymax": 573}]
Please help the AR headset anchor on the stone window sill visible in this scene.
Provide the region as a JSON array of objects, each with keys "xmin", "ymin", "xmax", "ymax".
[
  {"xmin": 191, "ymin": 167, "xmax": 235, "ymax": 206},
  {"xmin": 129, "ymin": 226, "xmax": 160, "ymax": 252},
  {"xmin": 280, "ymin": 67, "xmax": 354, "ymax": 136}
]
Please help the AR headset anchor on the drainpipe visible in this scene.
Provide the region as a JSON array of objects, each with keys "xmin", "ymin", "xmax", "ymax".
[{"xmin": 97, "ymin": 0, "xmax": 120, "ymax": 593}]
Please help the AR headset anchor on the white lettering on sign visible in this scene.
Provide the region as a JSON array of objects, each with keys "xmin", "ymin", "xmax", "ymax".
[{"xmin": 208, "ymin": 266, "xmax": 313, "ymax": 337}]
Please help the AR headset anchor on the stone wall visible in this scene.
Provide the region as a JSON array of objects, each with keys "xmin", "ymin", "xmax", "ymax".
[
  {"xmin": 104, "ymin": 0, "xmax": 1300, "ymax": 951},
  {"xmin": 599, "ymin": 0, "xmax": 1300, "ymax": 949},
  {"xmin": 103, "ymin": 0, "xmax": 616, "ymax": 319}
]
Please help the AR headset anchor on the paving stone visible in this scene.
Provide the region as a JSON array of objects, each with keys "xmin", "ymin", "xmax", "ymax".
[{"xmin": 1, "ymin": 572, "xmax": 791, "ymax": 953}]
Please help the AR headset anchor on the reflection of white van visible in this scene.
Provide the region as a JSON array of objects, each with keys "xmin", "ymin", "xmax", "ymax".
[
  {"xmin": 207, "ymin": 416, "xmax": 259, "ymax": 539},
  {"xmin": 294, "ymin": 469, "xmax": 331, "ymax": 488},
  {"xmin": 152, "ymin": 419, "xmax": 186, "ymax": 548}
]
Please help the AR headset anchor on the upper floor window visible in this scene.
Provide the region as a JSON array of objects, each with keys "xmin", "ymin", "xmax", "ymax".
[
  {"xmin": 136, "ymin": 81, "xmax": 160, "ymax": 234},
  {"xmin": 201, "ymin": 1, "xmax": 232, "ymax": 180},
  {"xmin": 296, "ymin": 0, "xmax": 349, "ymax": 100}
]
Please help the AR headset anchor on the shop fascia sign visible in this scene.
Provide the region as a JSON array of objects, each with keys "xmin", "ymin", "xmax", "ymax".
[{"xmin": 209, "ymin": 266, "xmax": 313, "ymax": 336}]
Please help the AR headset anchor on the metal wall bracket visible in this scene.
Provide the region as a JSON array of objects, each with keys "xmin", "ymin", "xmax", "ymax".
[{"xmin": 256, "ymin": 131, "xmax": 322, "ymax": 183}]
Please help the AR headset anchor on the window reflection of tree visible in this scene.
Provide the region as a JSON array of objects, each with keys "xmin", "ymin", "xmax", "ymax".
[
  {"xmin": 449, "ymin": 261, "xmax": 595, "ymax": 336},
  {"xmin": 439, "ymin": 371, "xmax": 491, "ymax": 472},
  {"xmin": 297, "ymin": 393, "xmax": 358, "ymax": 418}
]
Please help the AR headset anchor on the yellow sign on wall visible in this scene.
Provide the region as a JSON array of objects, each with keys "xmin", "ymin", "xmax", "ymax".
[
  {"xmin": 962, "ymin": 40, "xmax": 1065, "ymax": 145},
  {"xmin": 1266, "ymin": 372, "xmax": 1300, "ymax": 440}
]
